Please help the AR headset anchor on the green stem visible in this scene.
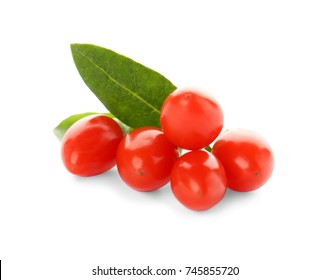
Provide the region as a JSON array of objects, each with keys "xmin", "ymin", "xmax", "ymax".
[{"xmin": 204, "ymin": 145, "xmax": 212, "ymax": 153}]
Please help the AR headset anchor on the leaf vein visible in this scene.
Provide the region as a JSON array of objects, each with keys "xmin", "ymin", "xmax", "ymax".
[{"xmin": 76, "ymin": 49, "xmax": 160, "ymax": 114}]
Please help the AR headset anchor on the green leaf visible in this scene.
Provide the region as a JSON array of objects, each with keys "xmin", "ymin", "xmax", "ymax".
[
  {"xmin": 70, "ymin": 44, "xmax": 176, "ymax": 128},
  {"xmin": 53, "ymin": 112, "xmax": 131, "ymax": 141}
]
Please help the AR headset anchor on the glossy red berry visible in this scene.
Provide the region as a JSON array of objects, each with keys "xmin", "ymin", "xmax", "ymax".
[
  {"xmin": 160, "ymin": 88, "xmax": 224, "ymax": 150},
  {"xmin": 61, "ymin": 115, "xmax": 123, "ymax": 176},
  {"xmin": 171, "ymin": 150, "xmax": 227, "ymax": 211},
  {"xmin": 212, "ymin": 128, "xmax": 274, "ymax": 192},
  {"xmin": 116, "ymin": 127, "xmax": 179, "ymax": 192}
]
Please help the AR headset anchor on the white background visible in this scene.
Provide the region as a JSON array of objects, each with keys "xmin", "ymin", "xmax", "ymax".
[{"xmin": 1, "ymin": 0, "xmax": 328, "ymax": 279}]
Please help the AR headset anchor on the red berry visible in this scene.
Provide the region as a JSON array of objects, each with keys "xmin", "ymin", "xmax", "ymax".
[
  {"xmin": 61, "ymin": 115, "xmax": 123, "ymax": 176},
  {"xmin": 160, "ymin": 88, "xmax": 224, "ymax": 150}
]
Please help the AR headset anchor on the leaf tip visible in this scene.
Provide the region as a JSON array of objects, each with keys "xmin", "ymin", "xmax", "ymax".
[{"xmin": 53, "ymin": 127, "xmax": 63, "ymax": 142}]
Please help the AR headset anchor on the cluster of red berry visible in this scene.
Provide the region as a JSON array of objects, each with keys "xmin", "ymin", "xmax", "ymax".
[{"xmin": 61, "ymin": 88, "xmax": 274, "ymax": 211}]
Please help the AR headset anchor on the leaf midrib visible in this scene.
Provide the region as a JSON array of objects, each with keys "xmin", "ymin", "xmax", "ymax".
[{"xmin": 76, "ymin": 47, "xmax": 160, "ymax": 114}]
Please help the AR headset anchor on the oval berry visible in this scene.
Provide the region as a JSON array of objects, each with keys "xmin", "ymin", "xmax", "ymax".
[
  {"xmin": 160, "ymin": 88, "xmax": 224, "ymax": 150},
  {"xmin": 212, "ymin": 128, "xmax": 274, "ymax": 192},
  {"xmin": 61, "ymin": 115, "xmax": 123, "ymax": 176},
  {"xmin": 171, "ymin": 150, "xmax": 227, "ymax": 211},
  {"xmin": 116, "ymin": 127, "xmax": 179, "ymax": 192}
]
